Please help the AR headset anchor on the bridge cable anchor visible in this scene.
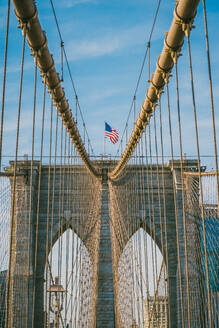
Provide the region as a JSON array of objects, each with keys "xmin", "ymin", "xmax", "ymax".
[
  {"xmin": 174, "ymin": 3, "xmax": 196, "ymax": 37},
  {"xmin": 15, "ymin": 8, "xmax": 38, "ymax": 34},
  {"xmin": 156, "ymin": 59, "xmax": 172, "ymax": 84},
  {"xmin": 164, "ymin": 33, "xmax": 183, "ymax": 63}
]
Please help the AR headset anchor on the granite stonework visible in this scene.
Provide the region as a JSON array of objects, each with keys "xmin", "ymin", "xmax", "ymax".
[{"xmin": 5, "ymin": 160, "xmax": 203, "ymax": 327}]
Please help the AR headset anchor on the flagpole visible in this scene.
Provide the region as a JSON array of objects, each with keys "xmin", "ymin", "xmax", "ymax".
[{"xmin": 104, "ymin": 122, "xmax": 106, "ymax": 158}]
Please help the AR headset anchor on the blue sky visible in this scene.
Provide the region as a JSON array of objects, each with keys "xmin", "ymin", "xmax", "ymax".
[
  {"xmin": 0, "ymin": 1, "xmax": 218, "ymax": 316},
  {"xmin": 0, "ymin": 0, "xmax": 218, "ymax": 168}
]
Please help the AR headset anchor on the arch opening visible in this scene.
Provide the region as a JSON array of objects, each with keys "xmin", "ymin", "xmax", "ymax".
[
  {"xmin": 0, "ymin": 177, "xmax": 11, "ymax": 327},
  {"xmin": 116, "ymin": 228, "xmax": 168, "ymax": 328},
  {"xmin": 44, "ymin": 228, "xmax": 95, "ymax": 328}
]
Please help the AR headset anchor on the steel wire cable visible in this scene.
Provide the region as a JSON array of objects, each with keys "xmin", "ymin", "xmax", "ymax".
[
  {"xmin": 131, "ymin": 154, "xmax": 140, "ymax": 325},
  {"xmin": 153, "ymin": 112, "xmax": 165, "ymax": 269},
  {"xmin": 37, "ymin": 84, "xmax": 48, "ymax": 327},
  {"xmin": 5, "ymin": 29, "xmax": 26, "ymax": 328},
  {"xmin": 0, "ymin": 178, "xmax": 11, "ymax": 328},
  {"xmin": 110, "ymin": 167, "xmax": 134, "ymax": 325},
  {"xmin": 48, "ymin": 0, "xmax": 95, "ymax": 157},
  {"xmin": 166, "ymin": 82, "xmax": 185, "ymax": 327},
  {"xmin": 152, "ymin": 111, "xmax": 169, "ymax": 325},
  {"xmin": 73, "ymin": 164, "xmax": 81, "ymax": 327},
  {"xmin": 0, "ymin": 0, "xmax": 11, "ymax": 170},
  {"xmin": 69, "ymin": 148, "xmax": 77, "ymax": 327},
  {"xmin": 137, "ymin": 145, "xmax": 147, "ymax": 326},
  {"xmin": 139, "ymin": 147, "xmax": 147, "ymax": 326},
  {"xmin": 132, "ymin": 160, "xmax": 141, "ymax": 326},
  {"xmin": 64, "ymin": 215, "xmax": 100, "ymax": 293},
  {"xmin": 47, "ymin": 110, "xmax": 59, "ymax": 326},
  {"xmin": 110, "ymin": 179, "xmax": 134, "ymax": 325},
  {"xmin": 116, "ymin": 0, "xmax": 162, "ymax": 156},
  {"xmin": 202, "ymin": 0, "xmax": 219, "ymax": 208},
  {"xmin": 61, "ymin": 134, "xmax": 70, "ymax": 326},
  {"xmin": 148, "ymin": 260, "xmax": 165, "ymax": 325},
  {"xmin": 158, "ymin": 98, "xmax": 172, "ymax": 326},
  {"xmin": 1, "ymin": 0, "xmax": 218, "ymax": 326},
  {"xmin": 26, "ymin": 57, "xmax": 38, "ymax": 328},
  {"xmin": 64, "ymin": 137, "xmax": 72, "ymax": 325},
  {"xmin": 44, "ymin": 99, "xmax": 54, "ymax": 328},
  {"xmin": 148, "ymin": 125, "xmax": 158, "ymax": 295},
  {"xmin": 186, "ymin": 33, "xmax": 213, "ymax": 327},
  {"xmin": 11, "ymin": 0, "xmax": 98, "ymax": 177},
  {"xmin": 57, "ymin": 124, "xmax": 64, "ymax": 282},
  {"xmin": 68, "ymin": 146, "xmax": 75, "ymax": 327},
  {"xmin": 139, "ymin": 140, "xmax": 149, "ymax": 305},
  {"xmin": 185, "ymin": 178, "xmax": 218, "ymax": 281},
  {"xmin": 140, "ymin": 137, "xmax": 150, "ymax": 316},
  {"xmin": 135, "ymin": 148, "xmax": 143, "ymax": 326},
  {"xmin": 110, "ymin": 0, "xmax": 201, "ymax": 180},
  {"xmin": 174, "ymin": 60, "xmax": 192, "ymax": 327},
  {"xmin": 110, "ymin": 148, "xmax": 169, "ymax": 327}
]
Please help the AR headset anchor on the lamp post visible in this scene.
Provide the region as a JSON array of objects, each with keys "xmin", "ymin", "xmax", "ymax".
[
  {"xmin": 47, "ymin": 276, "xmax": 65, "ymax": 328},
  {"xmin": 131, "ymin": 319, "xmax": 139, "ymax": 328}
]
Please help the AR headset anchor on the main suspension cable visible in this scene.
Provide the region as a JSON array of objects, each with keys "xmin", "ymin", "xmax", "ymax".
[
  {"xmin": 109, "ymin": 0, "xmax": 200, "ymax": 180},
  {"xmin": 116, "ymin": 0, "xmax": 162, "ymax": 156},
  {"xmin": 49, "ymin": 0, "xmax": 95, "ymax": 157},
  {"xmin": 11, "ymin": 0, "xmax": 100, "ymax": 178}
]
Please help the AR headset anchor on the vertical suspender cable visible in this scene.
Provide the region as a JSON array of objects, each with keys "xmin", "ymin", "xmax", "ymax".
[
  {"xmin": 44, "ymin": 99, "xmax": 53, "ymax": 328},
  {"xmin": 58, "ymin": 123, "xmax": 64, "ymax": 280},
  {"xmin": 158, "ymin": 99, "xmax": 171, "ymax": 325},
  {"xmin": 166, "ymin": 82, "xmax": 185, "ymax": 327},
  {"xmin": 5, "ymin": 28, "xmax": 26, "ymax": 328},
  {"xmin": 0, "ymin": 0, "xmax": 11, "ymax": 170},
  {"xmin": 109, "ymin": 0, "xmax": 200, "ymax": 180},
  {"xmin": 174, "ymin": 60, "xmax": 191, "ymax": 327},
  {"xmin": 201, "ymin": 0, "xmax": 219, "ymax": 210},
  {"xmin": 26, "ymin": 57, "xmax": 38, "ymax": 328},
  {"xmin": 148, "ymin": 124, "xmax": 158, "ymax": 290},
  {"xmin": 186, "ymin": 34, "xmax": 212, "ymax": 328},
  {"xmin": 11, "ymin": 0, "xmax": 100, "ymax": 178}
]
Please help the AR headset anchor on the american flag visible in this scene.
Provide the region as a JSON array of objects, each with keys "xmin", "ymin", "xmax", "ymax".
[{"xmin": 105, "ymin": 122, "xmax": 119, "ymax": 144}]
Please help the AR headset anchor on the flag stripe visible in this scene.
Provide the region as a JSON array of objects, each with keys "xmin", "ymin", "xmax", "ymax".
[{"xmin": 105, "ymin": 122, "xmax": 119, "ymax": 144}]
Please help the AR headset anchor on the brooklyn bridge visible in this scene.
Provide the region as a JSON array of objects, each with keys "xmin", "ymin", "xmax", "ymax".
[{"xmin": 0, "ymin": 0, "xmax": 218, "ymax": 327}]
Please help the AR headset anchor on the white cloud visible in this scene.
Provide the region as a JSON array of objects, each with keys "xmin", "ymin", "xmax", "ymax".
[
  {"xmin": 0, "ymin": 61, "xmax": 34, "ymax": 75},
  {"xmin": 65, "ymin": 24, "xmax": 163, "ymax": 61},
  {"xmin": 62, "ymin": 0, "xmax": 97, "ymax": 8},
  {"xmin": 0, "ymin": 5, "xmax": 7, "ymax": 30},
  {"xmin": 88, "ymin": 87, "xmax": 124, "ymax": 102},
  {"xmin": 4, "ymin": 111, "xmax": 33, "ymax": 133},
  {"xmin": 67, "ymin": 39, "xmax": 120, "ymax": 60}
]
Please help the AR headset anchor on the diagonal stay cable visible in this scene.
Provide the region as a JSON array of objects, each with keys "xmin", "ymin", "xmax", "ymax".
[
  {"xmin": 116, "ymin": 0, "xmax": 162, "ymax": 156},
  {"xmin": 11, "ymin": 0, "xmax": 100, "ymax": 178},
  {"xmin": 109, "ymin": 0, "xmax": 201, "ymax": 180},
  {"xmin": 49, "ymin": 0, "xmax": 95, "ymax": 156}
]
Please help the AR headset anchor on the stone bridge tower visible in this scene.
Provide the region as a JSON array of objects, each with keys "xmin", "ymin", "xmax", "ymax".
[{"xmin": 5, "ymin": 159, "xmax": 202, "ymax": 327}]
